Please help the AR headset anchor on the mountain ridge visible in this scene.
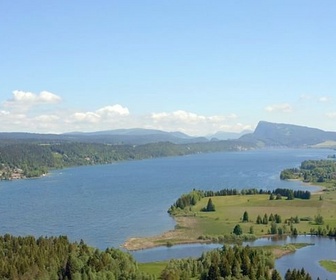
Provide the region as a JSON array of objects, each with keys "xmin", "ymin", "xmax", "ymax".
[
  {"xmin": 0, "ymin": 121, "xmax": 335, "ymax": 147},
  {"xmin": 240, "ymin": 121, "xmax": 336, "ymax": 147}
]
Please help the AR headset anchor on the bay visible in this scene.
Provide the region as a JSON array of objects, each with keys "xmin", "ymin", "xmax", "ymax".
[{"xmin": 0, "ymin": 148, "xmax": 332, "ymax": 252}]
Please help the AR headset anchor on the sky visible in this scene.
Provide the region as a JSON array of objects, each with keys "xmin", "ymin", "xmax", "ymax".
[{"xmin": 1, "ymin": 1, "xmax": 336, "ymax": 136}]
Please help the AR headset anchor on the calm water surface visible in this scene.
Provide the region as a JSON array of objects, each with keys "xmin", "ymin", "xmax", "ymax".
[{"xmin": 0, "ymin": 148, "xmax": 333, "ymax": 276}]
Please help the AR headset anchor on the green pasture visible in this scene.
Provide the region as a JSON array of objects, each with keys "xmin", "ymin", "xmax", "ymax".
[
  {"xmin": 190, "ymin": 190, "xmax": 336, "ymax": 237},
  {"xmin": 319, "ymin": 260, "xmax": 336, "ymax": 273}
]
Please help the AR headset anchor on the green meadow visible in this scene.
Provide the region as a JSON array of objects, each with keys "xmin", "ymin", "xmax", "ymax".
[
  {"xmin": 319, "ymin": 260, "xmax": 336, "ymax": 273},
  {"xmin": 125, "ymin": 188, "xmax": 336, "ymax": 251},
  {"xmin": 190, "ymin": 190, "xmax": 336, "ymax": 238},
  {"xmin": 134, "ymin": 189, "xmax": 336, "ymax": 277},
  {"xmin": 138, "ymin": 262, "xmax": 168, "ymax": 277}
]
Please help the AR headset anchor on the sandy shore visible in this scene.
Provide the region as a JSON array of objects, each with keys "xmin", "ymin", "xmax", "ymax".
[{"xmin": 122, "ymin": 216, "xmax": 203, "ymax": 251}]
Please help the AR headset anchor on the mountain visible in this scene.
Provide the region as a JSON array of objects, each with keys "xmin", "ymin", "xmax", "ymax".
[
  {"xmin": 0, "ymin": 129, "xmax": 208, "ymax": 145},
  {"xmin": 208, "ymin": 130, "xmax": 252, "ymax": 141},
  {"xmin": 240, "ymin": 121, "xmax": 336, "ymax": 147},
  {"xmin": 63, "ymin": 128, "xmax": 208, "ymax": 145},
  {"xmin": 2, "ymin": 122, "xmax": 335, "ymax": 148}
]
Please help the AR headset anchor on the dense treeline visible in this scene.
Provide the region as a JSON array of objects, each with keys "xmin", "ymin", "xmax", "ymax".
[
  {"xmin": 280, "ymin": 159, "xmax": 336, "ymax": 185},
  {"xmin": 272, "ymin": 188, "xmax": 311, "ymax": 200},
  {"xmin": 160, "ymin": 244, "xmax": 312, "ymax": 280},
  {"xmin": 284, "ymin": 268, "xmax": 312, "ymax": 280},
  {"xmin": 0, "ymin": 234, "xmax": 154, "ymax": 280},
  {"xmin": 0, "ymin": 234, "xmax": 316, "ymax": 280},
  {"xmin": 168, "ymin": 189, "xmax": 268, "ymax": 214},
  {"xmin": 0, "ymin": 140, "xmax": 253, "ymax": 180},
  {"xmin": 168, "ymin": 188, "xmax": 310, "ymax": 215},
  {"xmin": 309, "ymin": 225, "xmax": 336, "ymax": 237},
  {"xmin": 0, "ymin": 144, "xmax": 55, "ymax": 178},
  {"xmin": 167, "ymin": 190, "xmax": 204, "ymax": 214}
]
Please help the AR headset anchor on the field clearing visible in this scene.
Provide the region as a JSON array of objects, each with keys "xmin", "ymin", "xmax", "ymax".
[
  {"xmin": 194, "ymin": 190, "xmax": 336, "ymax": 236},
  {"xmin": 319, "ymin": 260, "xmax": 336, "ymax": 273},
  {"xmin": 124, "ymin": 190, "xmax": 336, "ymax": 250},
  {"xmin": 138, "ymin": 262, "xmax": 168, "ymax": 277}
]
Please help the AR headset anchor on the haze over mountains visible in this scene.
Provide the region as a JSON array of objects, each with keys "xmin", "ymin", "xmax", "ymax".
[{"xmin": 0, "ymin": 121, "xmax": 336, "ymax": 148}]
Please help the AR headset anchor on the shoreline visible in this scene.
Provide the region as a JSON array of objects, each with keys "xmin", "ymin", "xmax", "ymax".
[
  {"xmin": 123, "ymin": 216, "xmax": 204, "ymax": 251},
  {"xmin": 123, "ymin": 188, "xmax": 329, "ymax": 251}
]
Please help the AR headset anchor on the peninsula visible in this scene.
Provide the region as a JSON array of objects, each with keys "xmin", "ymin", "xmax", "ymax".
[{"xmin": 124, "ymin": 186, "xmax": 336, "ymax": 251}]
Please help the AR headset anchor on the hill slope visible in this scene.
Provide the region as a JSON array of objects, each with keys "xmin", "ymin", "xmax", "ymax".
[
  {"xmin": 0, "ymin": 129, "xmax": 208, "ymax": 145},
  {"xmin": 240, "ymin": 121, "xmax": 336, "ymax": 147}
]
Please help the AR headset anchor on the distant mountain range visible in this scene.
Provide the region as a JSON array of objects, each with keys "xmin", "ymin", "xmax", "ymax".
[
  {"xmin": 0, "ymin": 129, "xmax": 208, "ymax": 145},
  {"xmin": 209, "ymin": 130, "xmax": 252, "ymax": 141},
  {"xmin": 63, "ymin": 129, "xmax": 208, "ymax": 144},
  {"xmin": 0, "ymin": 121, "xmax": 335, "ymax": 148}
]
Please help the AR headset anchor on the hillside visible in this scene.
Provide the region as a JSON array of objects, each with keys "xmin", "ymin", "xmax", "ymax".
[
  {"xmin": 208, "ymin": 129, "xmax": 252, "ymax": 140},
  {"xmin": 0, "ymin": 129, "xmax": 208, "ymax": 146},
  {"xmin": 1, "ymin": 122, "xmax": 335, "ymax": 148},
  {"xmin": 63, "ymin": 129, "xmax": 208, "ymax": 144},
  {"xmin": 1, "ymin": 121, "xmax": 336, "ymax": 180},
  {"xmin": 240, "ymin": 121, "xmax": 336, "ymax": 147}
]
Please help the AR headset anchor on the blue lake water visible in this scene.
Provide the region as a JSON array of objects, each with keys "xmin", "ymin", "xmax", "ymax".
[{"xmin": 0, "ymin": 148, "xmax": 334, "ymax": 277}]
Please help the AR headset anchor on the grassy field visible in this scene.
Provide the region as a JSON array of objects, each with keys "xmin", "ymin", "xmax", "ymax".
[
  {"xmin": 195, "ymin": 190, "xmax": 336, "ymax": 236},
  {"xmin": 138, "ymin": 262, "xmax": 168, "ymax": 277},
  {"xmin": 192, "ymin": 189, "xmax": 336, "ymax": 237},
  {"xmin": 124, "ymin": 189, "xmax": 336, "ymax": 250},
  {"xmin": 133, "ymin": 190, "xmax": 336, "ymax": 276},
  {"xmin": 319, "ymin": 260, "xmax": 336, "ymax": 273}
]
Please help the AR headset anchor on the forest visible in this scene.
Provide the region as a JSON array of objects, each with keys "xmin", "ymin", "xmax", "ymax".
[
  {"xmin": 0, "ymin": 234, "xmax": 154, "ymax": 280},
  {"xmin": 280, "ymin": 159, "xmax": 336, "ymax": 187},
  {"xmin": 0, "ymin": 140, "xmax": 253, "ymax": 180},
  {"xmin": 0, "ymin": 234, "xmax": 314, "ymax": 280},
  {"xmin": 159, "ymin": 244, "xmax": 314, "ymax": 280}
]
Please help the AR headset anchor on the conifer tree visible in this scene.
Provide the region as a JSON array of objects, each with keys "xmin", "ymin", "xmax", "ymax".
[
  {"xmin": 242, "ymin": 211, "xmax": 249, "ymax": 222},
  {"xmin": 205, "ymin": 198, "xmax": 216, "ymax": 212}
]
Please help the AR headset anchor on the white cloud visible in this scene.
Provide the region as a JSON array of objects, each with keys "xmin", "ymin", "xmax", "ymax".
[
  {"xmin": 34, "ymin": 114, "xmax": 60, "ymax": 122},
  {"xmin": 299, "ymin": 94, "xmax": 331, "ymax": 104},
  {"xmin": 299, "ymin": 94, "xmax": 312, "ymax": 100},
  {"xmin": 96, "ymin": 104, "xmax": 130, "ymax": 117},
  {"xmin": 64, "ymin": 104, "xmax": 132, "ymax": 133},
  {"xmin": 39, "ymin": 91, "xmax": 62, "ymax": 103},
  {"xmin": 319, "ymin": 96, "xmax": 330, "ymax": 103},
  {"xmin": 70, "ymin": 112, "xmax": 101, "ymax": 123},
  {"xmin": 152, "ymin": 110, "xmax": 206, "ymax": 124},
  {"xmin": 326, "ymin": 112, "xmax": 336, "ymax": 119},
  {"xmin": 0, "ymin": 110, "xmax": 10, "ymax": 116},
  {"xmin": 0, "ymin": 91, "xmax": 251, "ymax": 135},
  {"xmin": 150, "ymin": 110, "xmax": 244, "ymax": 135},
  {"xmin": 70, "ymin": 104, "xmax": 130, "ymax": 124},
  {"xmin": 11, "ymin": 91, "xmax": 36, "ymax": 102},
  {"xmin": 5, "ymin": 90, "xmax": 61, "ymax": 107},
  {"xmin": 152, "ymin": 110, "xmax": 202, "ymax": 123},
  {"xmin": 265, "ymin": 103, "xmax": 292, "ymax": 113}
]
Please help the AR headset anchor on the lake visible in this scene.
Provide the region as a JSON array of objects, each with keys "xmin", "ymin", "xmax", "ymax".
[{"xmin": 0, "ymin": 148, "xmax": 334, "ymax": 277}]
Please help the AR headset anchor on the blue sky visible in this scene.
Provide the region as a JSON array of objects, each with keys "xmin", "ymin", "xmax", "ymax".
[{"xmin": 1, "ymin": 1, "xmax": 335, "ymax": 135}]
